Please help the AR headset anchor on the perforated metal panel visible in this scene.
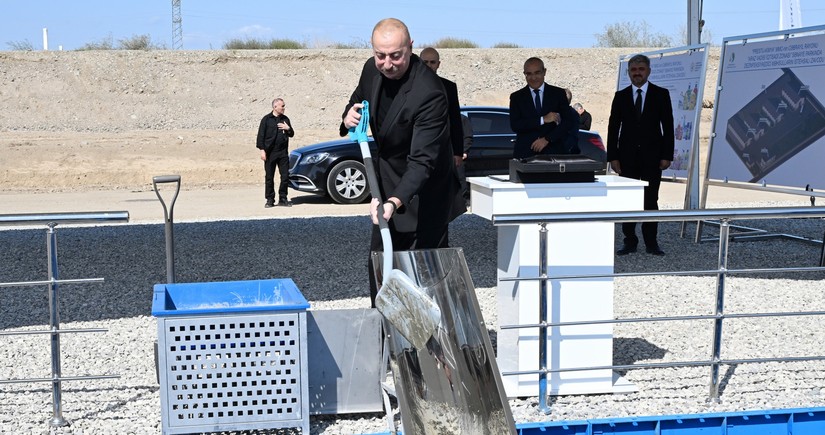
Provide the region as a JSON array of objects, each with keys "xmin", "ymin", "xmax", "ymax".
[{"xmin": 157, "ymin": 312, "xmax": 308, "ymax": 434}]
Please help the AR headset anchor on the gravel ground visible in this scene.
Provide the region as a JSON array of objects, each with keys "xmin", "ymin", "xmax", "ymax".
[{"xmin": 2, "ymin": 203, "xmax": 825, "ymax": 434}]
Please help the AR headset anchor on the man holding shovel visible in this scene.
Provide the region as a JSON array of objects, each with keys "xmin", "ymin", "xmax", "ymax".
[{"xmin": 340, "ymin": 18, "xmax": 461, "ymax": 304}]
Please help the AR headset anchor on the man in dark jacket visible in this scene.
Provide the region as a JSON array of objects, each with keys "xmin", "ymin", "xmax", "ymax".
[
  {"xmin": 341, "ymin": 18, "xmax": 462, "ymax": 304},
  {"xmin": 607, "ymin": 54, "xmax": 675, "ymax": 256},
  {"xmin": 256, "ymin": 98, "xmax": 294, "ymax": 207},
  {"xmin": 509, "ymin": 57, "xmax": 578, "ymax": 158}
]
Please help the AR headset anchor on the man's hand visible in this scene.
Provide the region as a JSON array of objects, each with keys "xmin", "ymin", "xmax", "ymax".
[
  {"xmin": 610, "ymin": 160, "xmax": 621, "ymax": 175},
  {"xmin": 370, "ymin": 197, "xmax": 399, "ymax": 224},
  {"xmin": 542, "ymin": 111, "xmax": 560, "ymax": 125},
  {"xmin": 277, "ymin": 122, "xmax": 290, "ymax": 131},
  {"xmin": 530, "ymin": 137, "xmax": 549, "ymax": 153},
  {"xmin": 659, "ymin": 160, "xmax": 671, "ymax": 170},
  {"xmin": 343, "ymin": 103, "xmax": 365, "ymax": 129},
  {"xmin": 453, "ymin": 155, "xmax": 463, "ymax": 167},
  {"xmin": 260, "ymin": 149, "xmax": 267, "ymax": 161}
]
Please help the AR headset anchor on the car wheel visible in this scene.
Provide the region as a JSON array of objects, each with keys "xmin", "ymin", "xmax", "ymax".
[{"xmin": 326, "ymin": 160, "xmax": 369, "ymax": 204}]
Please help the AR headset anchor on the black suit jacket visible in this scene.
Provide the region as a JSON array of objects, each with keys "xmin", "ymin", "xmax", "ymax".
[
  {"xmin": 341, "ymin": 55, "xmax": 461, "ymax": 233},
  {"xmin": 256, "ymin": 113, "xmax": 294, "ymax": 156},
  {"xmin": 439, "ymin": 77, "xmax": 464, "ymax": 157},
  {"xmin": 509, "ymin": 83, "xmax": 576, "ymax": 158},
  {"xmin": 578, "ymin": 110, "xmax": 592, "ymax": 130},
  {"xmin": 606, "ymin": 82, "xmax": 675, "ymax": 178}
]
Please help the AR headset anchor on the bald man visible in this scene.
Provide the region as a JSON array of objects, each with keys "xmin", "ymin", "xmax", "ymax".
[{"xmin": 341, "ymin": 18, "xmax": 463, "ymax": 304}]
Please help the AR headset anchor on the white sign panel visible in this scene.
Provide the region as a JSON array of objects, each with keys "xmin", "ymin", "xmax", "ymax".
[
  {"xmin": 707, "ymin": 32, "xmax": 825, "ymax": 189},
  {"xmin": 617, "ymin": 48, "xmax": 707, "ymax": 178}
]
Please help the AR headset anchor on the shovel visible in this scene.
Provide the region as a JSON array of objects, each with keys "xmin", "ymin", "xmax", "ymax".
[{"xmin": 348, "ymin": 100, "xmax": 441, "ymax": 350}]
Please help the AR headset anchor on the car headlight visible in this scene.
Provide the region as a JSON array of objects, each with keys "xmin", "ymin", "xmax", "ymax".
[{"xmin": 304, "ymin": 152, "xmax": 329, "ymax": 164}]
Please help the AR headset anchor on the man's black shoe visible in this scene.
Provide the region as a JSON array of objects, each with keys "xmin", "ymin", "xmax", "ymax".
[
  {"xmin": 277, "ymin": 200, "xmax": 293, "ymax": 207},
  {"xmin": 265, "ymin": 202, "xmax": 275, "ymax": 208},
  {"xmin": 646, "ymin": 246, "xmax": 665, "ymax": 256},
  {"xmin": 616, "ymin": 245, "xmax": 637, "ymax": 255}
]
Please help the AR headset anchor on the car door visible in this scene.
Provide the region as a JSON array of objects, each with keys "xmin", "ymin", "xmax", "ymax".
[{"xmin": 463, "ymin": 109, "xmax": 516, "ymax": 176}]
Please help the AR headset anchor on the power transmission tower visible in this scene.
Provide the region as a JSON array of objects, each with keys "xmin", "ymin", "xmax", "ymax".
[{"xmin": 172, "ymin": 0, "xmax": 183, "ymax": 49}]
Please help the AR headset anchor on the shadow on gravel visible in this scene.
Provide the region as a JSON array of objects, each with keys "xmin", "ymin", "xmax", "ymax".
[
  {"xmin": 613, "ymin": 220, "xmax": 825, "ymax": 280},
  {"xmin": 612, "ymin": 337, "xmax": 668, "ymax": 374},
  {"xmin": 0, "ymin": 214, "xmax": 497, "ymax": 329}
]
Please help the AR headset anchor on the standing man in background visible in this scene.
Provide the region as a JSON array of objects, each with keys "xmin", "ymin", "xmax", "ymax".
[
  {"xmin": 419, "ymin": 47, "xmax": 463, "ymax": 167},
  {"xmin": 341, "ymin": 18, "xmax": 460, "ymax": 304},
  {"xmin": 257, "ymin": 97, "xmax": 294, "ymax": 207},
  {"xmin": 607, "ymin": 54, "xmax": 674, "ymax": 256},
  {"xmin": 574, "ymin": 103, "xmax": 592, "ymax": 130},
  {"xmin": 509, "ymin": 57, "xmax": 577, "ymax": 158},
  {"xmin": 420, "ymin": 46, "xmax": 471, "ymax": 207}
]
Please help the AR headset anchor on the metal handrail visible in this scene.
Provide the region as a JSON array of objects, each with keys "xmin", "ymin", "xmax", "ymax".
[
  {"xmin": 0, "ymin": 211, "xmax": 129, "ymax": 428},
  {"xmin": 492, "ymin": 206, "xmax": 825, "ymax": 412}
]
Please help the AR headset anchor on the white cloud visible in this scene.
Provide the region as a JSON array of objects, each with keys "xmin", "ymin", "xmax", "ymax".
[{"xmin": 234, "ymin": 24, "xmax": 274, "ymax": 39}]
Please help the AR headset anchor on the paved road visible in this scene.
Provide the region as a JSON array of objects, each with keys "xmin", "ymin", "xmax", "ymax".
[{"xmin": 1, "ymin": 178, "xmax": 808, "ymax": 226}]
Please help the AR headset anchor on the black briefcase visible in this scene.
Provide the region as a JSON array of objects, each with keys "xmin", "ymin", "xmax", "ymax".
[{"xmin": 509, "ymin": 154, "xmax": 604, "ymax": 183}]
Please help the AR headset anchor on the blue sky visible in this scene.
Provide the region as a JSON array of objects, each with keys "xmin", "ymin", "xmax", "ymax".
[{"xmin": 3, "ymin": 0, "xmax": 824, "ymax": 50}]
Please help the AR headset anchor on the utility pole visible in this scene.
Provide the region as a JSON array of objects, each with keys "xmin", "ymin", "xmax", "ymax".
[
  {"xmin": 687, "ymin": 0, "xmax": 703, "ymax": 45},
  {"xmin": 172, "ymin": 0, "xmax": 183, "ymax": 49}
]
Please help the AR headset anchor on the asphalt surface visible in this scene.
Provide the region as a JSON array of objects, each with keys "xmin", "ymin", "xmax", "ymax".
[{"xmin": 2, "ymin": 178, "xmax": 810, "ymax": 226}]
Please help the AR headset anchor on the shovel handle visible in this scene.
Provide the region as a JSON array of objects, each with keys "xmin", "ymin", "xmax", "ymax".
[{"xmin": 349, "ymin": 102, "xmax": 394, "ymax": 280}]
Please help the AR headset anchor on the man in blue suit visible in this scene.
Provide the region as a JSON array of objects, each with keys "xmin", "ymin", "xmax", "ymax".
[
  {"xmin": 607, "ymin": 54, "xmax": 675, "ymax": 256},
  {"xmin": 509, "ymin": 57, "xmax": 577, "ymax": 158}
]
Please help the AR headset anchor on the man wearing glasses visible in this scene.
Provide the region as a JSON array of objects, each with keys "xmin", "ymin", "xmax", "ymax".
[{"xmin": 509, "ymin": 57, "xmax": 576, "ymax": 158}]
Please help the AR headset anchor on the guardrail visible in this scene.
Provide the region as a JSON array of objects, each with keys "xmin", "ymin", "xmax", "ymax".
[
  {"xmin": 0, "ymin": 211, "xmax": 129, "ymax": 427},
  {"xmin": 491, "ymin": 207, "xmax": 825, "ymax": 413}
]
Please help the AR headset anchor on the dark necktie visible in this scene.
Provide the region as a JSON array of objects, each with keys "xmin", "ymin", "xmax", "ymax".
[
  {"xmin": 635, "ymin": 88, "xmax": 643, "ymax": 119},
  {"xmin": 534, "ymin": 89, "xmax": 541, "ymax": 114}
]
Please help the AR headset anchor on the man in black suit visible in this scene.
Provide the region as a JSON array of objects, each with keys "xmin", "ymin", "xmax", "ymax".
[
  {"xmin": 256, "ymin": 97, "xmax": 294, "ymax": 207},
  {"xmin": 419, "ymin": 47, "xmax": 463, "ymax": 167},
  {"xmin": 341, "ymin": 18, "xmax": 462, "ymax": 303},
  {"xmin": 574, "ymin": 103, "xmax": 592, "ymax": 130},
  {"xmin": 509, "ymin": 57, "xmax": 577, "ymax": 158},
  {"xmin": 607, "ymin": 54, "xmax": 675, "ymax": 256},
  {"xmin": 420, "ymin": 46, "xmax": 473, "ymax": 207}
]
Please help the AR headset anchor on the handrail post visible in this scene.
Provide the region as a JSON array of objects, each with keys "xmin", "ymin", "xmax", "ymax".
[
  {"xmin": 46, "ymin": 223, "xmax": 68, "ymax": 427},
  {"xmin": 708, "ymin": 218, "xmax": 731, "ymax": 402},
  {"xmin": 538, "ymin": 222, "xmax": 550, "ymax": 413}
]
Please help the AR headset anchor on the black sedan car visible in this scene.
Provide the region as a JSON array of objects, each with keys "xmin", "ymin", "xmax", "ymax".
[{"xmin": 288, "ymin": 106, "xmax": 607, "ymax": 204}]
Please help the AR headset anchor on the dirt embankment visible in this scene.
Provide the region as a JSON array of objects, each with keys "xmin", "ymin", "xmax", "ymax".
[{"xmin": 0, "ymin": 48, "xmax": 719, "ymax": 193}]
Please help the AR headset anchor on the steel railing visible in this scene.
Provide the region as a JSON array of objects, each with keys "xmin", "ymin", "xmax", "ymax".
[
  {"xmin": 0, "ymin": 211, "xmax": 129, "ymax": 427},
  {"xmin": 491, "ymin": 206, "xmax": 825, "ymax": 413}
]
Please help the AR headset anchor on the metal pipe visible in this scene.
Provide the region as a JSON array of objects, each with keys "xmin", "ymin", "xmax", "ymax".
[
  {"xmin": 537, "ymin": 223, "xmax": 550, "ymax": 414},
  {"xmin": 492, "ymin": 206, "xmax": 825, "ymax": 226},
  {"xmin": 46, "ymin": 224, "xmax": 68, "ymax": 428},
  {"xmin": 499, "ymin": 265, "xmax": 825, "ymax": 282},
  {"xmin": 0, "ymin": 278, "xmax": 104, "ymax": 288},
  {"xmin": 504, "ymin": 354, "xmax": 825, "ymax": 376},
  {"xmin": 0, "ymin": 328, "xmax": 108, "ymax": 337},
  {"xmin": 502, "ymin": 309, "xmax": 825, "ymax": 329},
  {"xmin": 708, "ymin": 219, "xmax": 730, "ymax": 402},
  {"xmin": 0, "ymin": 211, "xmax": 129, "ymax": 226},
  {"xmin": 0, "ymin": 374, "xmax": 120, "ymax": 385}
]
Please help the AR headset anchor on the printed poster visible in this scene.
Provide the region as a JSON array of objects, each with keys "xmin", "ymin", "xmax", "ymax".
[{"xmin": 707, "ymin": 30, "xmax": 825, "ymax": 189}]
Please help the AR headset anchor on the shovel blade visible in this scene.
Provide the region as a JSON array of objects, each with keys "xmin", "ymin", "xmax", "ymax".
[{"xmin": 375, "ymin": 269, "xmax": 441, "ymax": 350}]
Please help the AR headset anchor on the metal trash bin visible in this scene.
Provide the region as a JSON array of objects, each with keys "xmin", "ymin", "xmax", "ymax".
[
  {"xmin": 151, "ymin": 279, "xmax": 310, "ymax": 435},
  {"xmin": 372, "ymin": 247, "xmax": 516, "ymax": 434}
]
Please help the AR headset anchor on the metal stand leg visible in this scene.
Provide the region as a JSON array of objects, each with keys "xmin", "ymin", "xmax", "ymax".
[
  {"xmin": 708, "ymin": 218, "xmax": 730, "ymax": 402},
  {"xmin": 46, "ymin": 224, "xmax": 68, "ymax": 428},
  {"xmin": 538, "ymin": 223, "xmax": 550, "ymax": 414}
]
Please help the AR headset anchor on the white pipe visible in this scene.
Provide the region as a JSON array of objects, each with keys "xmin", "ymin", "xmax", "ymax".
[{"xmin": 42, "ymin": 28, "xmax": 48, "ymax": 51}]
